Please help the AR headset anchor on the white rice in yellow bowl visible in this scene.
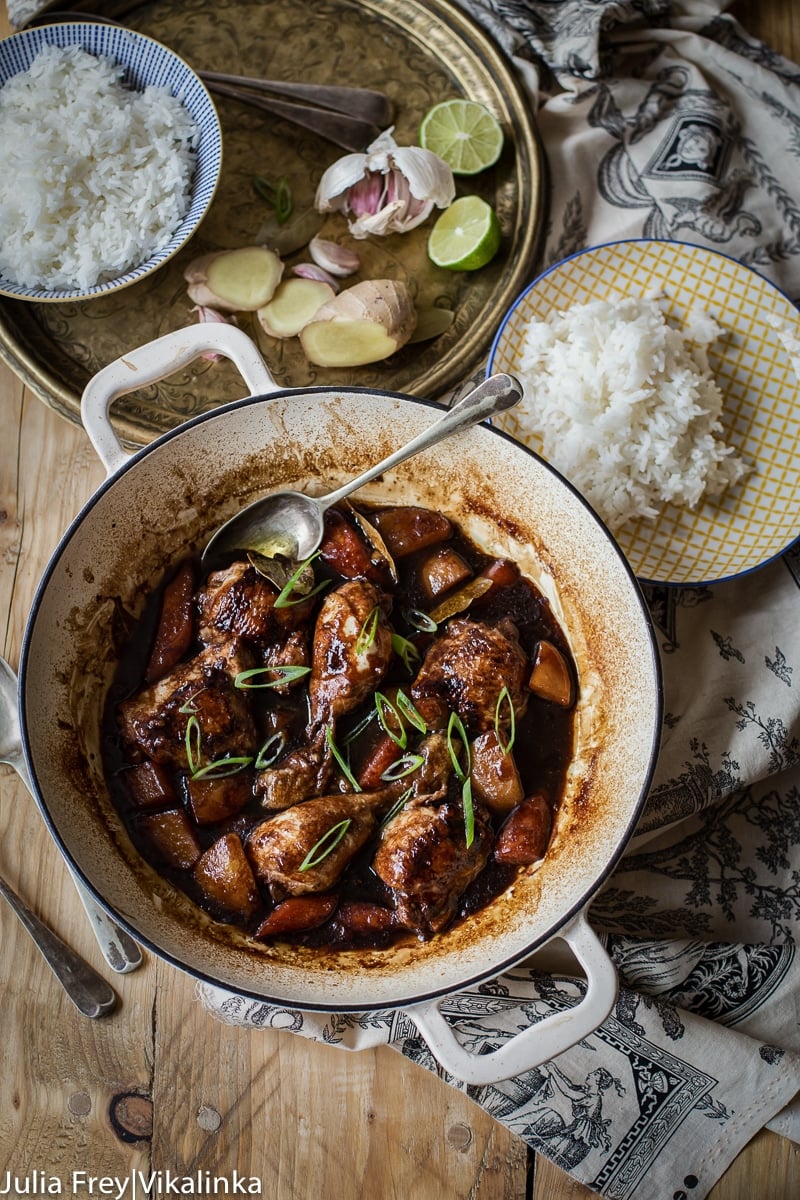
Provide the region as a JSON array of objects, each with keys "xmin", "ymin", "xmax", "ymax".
[{"xmin": 487, "ymin": 239, "xmax": 800, "ymax": 585}]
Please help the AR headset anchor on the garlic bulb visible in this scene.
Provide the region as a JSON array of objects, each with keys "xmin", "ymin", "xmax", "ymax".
[{"xmin": 315, "ymin": 128, "xmax": 455, "ymax": 238}]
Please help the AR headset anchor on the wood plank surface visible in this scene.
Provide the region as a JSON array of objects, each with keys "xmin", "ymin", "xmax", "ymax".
[{"xmin": 0, "ymin": 1, "xmax": 797, "ymax": 1197}]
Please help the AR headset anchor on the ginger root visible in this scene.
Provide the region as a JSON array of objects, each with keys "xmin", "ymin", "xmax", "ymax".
[
  {"xmin": 257, "ymin": 277, "xmax": 336, "ymax": 339},
  {"xmin": 184, "ymin": 246, "xmax": 283, "ymax": 312},
  {"xmin": 299, "ymin": 279, "xmax": 416, "ymax": 367}
]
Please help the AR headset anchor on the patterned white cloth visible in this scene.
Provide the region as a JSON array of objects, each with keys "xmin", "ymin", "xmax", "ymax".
[{"xmin": 9, "ymin": 0, "xmax": 799, "ymax": 1195}]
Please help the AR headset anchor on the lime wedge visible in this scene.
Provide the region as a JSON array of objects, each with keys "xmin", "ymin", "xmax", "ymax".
[
  {"xmin": 419, "ymin": 99, "xmax": 504, "ymax": 176},
  {"xmin": 427, "ymin": 196, "xmax": 502, "ymax": 271}
]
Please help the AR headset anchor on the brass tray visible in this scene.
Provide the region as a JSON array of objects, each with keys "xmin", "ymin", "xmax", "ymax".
[{"xmin": 2, "ymin": 0, "xmax": 544, "ymax": 445}]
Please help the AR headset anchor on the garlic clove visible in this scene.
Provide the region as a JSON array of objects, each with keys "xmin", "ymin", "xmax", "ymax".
[
  {"xmin": 308, "ymin": 235, "xmax": 360, "ymax": 277},
  {"xmin": 391, "ymin": 145, "xmax": 455, "ymax": 207},
  {"xmin": 315, "ymin": 152, "xmax": 372, "ymax": 212},
  {"xmin": 292, "ymin": 262, "xmax": 340, "ymax": 290},
  {"xmin": 192, "ymin": 304, "xmax": 230, "ymax": 324},
  {"xmin": 191, "ymin": 305, "xmax": 233, "ymax": 361},
  {"xmin": 348, "ymin": 201, "xmax": 406, "ymax": 239}
]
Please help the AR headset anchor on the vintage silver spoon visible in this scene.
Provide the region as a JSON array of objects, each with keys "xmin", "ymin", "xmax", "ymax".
[
  {"xmin": 202, "ymin": 372, "xmax": 523, "ymax": 569},
  {"xmin": 0, "ymin": 874, "xmax": 116, "ymax": 1018},
  {"xmin": 0, "ymin": 655, "xmax": 142, "ymax": 978}
]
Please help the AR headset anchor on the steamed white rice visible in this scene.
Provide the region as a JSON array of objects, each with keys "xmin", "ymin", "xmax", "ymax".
[
  {"xmin": 0, "ymin": 44, "xmax": 198, "ymax": 291},
  {"xmin": 515, "ymin": 294, "xmax": 750, "ymax": 531}
]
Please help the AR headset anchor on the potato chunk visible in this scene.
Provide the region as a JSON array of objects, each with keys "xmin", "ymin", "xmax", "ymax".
[
  {"xmin": 470, "ymin": 729, "xmax": 524, "ymax": 814},
  {"xmin": 194, "ymin": 833, "xmax": 261, "ymax": 920}
]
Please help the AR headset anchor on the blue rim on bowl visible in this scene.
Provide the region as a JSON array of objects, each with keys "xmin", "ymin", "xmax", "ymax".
[
  {"xmin": 487, "ymin": 238, "xmax": 800, "ymax": 587},
  {"xmin": 0, "ymin": 22, "xmax": 222, "ymax": 303}
]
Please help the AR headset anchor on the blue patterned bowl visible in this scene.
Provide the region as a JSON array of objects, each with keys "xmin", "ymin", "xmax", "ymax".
[{"xmin": 0, "ymin": 22, "xmax": 222, "ymax": 302}]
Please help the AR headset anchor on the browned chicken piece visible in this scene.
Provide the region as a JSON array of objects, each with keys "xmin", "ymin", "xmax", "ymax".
[
  {"xmin": 261, "ymin": 629, "xmax": 311, "ymax": 693},
  {"xmin": 118, "ymin": 640, "xmax": 256, "ymax": 768},
  {"xmin": 408, "ymin": 732, "xmax": 453, "ymax": 802},
  {"xmin": 254, "ymin": 729, "xmax": 333, "ymax": 811},
  {"xmin": 411, "ymin": 617, "xmax": 529, "ymax": 735},
  {"xmin": 308, "ymin": 579, "xmax": 393, "ymax": 727},
  {"xmin": 196, "ymin": 560, "xmax": 311, "ymax": 648},
  {"xmin": 373, "ymin": 801, "xmax": 493, "ymax": 936},
  {"xmin": 248, "ymin": 790, "xmax": 393, "ymax": 898},
  {"xmin": 256, "ymin": 579, "xmax": 393, "ymax": 807}
]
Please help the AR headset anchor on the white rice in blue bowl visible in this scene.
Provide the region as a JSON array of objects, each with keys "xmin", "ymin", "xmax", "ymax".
[{"xmin": 0, "ymin": 22, "xmax": 222, "ymax": 302}]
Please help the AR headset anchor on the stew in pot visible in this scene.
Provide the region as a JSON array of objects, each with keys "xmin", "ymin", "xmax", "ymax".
[{"xmin": 103, "ymin": 502, "xmax": 577, "ymax": 950}]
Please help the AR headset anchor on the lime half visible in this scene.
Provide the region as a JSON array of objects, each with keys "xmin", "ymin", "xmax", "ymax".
[
  {"xmin": 420, "ymin": 99, "xmax": 504, "ymax": 175},
  {"xmin": 427, "ymin": 196, "xmax": 502, "ymax": 271}
]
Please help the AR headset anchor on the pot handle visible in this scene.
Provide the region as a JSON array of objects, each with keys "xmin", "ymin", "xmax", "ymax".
[
  {"xmin": 404, "ymin": 910, "xmax": 617, "ymax": 1086},
  {"xmin": 80, "ymin": 323, "xmax": 277, "ymax": 476}
]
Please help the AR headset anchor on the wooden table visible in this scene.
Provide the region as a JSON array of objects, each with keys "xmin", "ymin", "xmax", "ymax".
[{"xmin": 0, "ymin": 2, "xmax": 797, "ymax": 1195}]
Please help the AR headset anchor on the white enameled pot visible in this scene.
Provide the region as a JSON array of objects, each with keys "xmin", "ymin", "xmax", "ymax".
[{"xmin": 18, "ymin": 323, "xmax": 662, "ymax": 1084}]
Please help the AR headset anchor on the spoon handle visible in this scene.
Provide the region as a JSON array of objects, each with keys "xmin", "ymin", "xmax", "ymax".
[
  {"xmin": 319, "ymin": 373, "xmax": 523, "ymax": 511},
  {"xmin": 0, "ymin": 874, "xmax": 116, "ymax": 1018},
  {"xmin": 0, "ymin": 656, "xmax": 142, "ymax": 974}
]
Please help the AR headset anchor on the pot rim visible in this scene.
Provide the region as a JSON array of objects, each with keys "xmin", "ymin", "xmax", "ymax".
[{"xmin": 18, "ymin": 384, "xmax": 664, "ymax": 1010}]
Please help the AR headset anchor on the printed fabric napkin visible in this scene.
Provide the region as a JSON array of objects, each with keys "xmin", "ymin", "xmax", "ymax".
[
  {"xmin": 199, "ymin": 4, "xmax": 800, "ymax": 1197},
  {"xmin": 9, "ymin": 1, "xmax": 799, "ymax": 1196}
]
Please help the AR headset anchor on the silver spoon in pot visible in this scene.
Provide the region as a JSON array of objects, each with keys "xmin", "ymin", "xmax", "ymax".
[
  {"xmin": 0, "ymin": 655, "xmax": 141, "ymax": 990},
  {"xmin": 201, "ymin": 372, "xmax": 523, "ymax": 569}
]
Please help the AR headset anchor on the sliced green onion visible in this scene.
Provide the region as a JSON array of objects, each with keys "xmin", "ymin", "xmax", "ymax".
[
  {"xmin": 252, "ymin": 174, "xmax": 293, "ymax": 225},
  {"xmin": 374, "ymin": 692, "xmax": 407, "ymax": 749},
  {"xmin": 341, "ymin": 707, "xmax": 378, "ymax": 746},
  {"xmin": 446, "ymin": 711, "xmax": 475, "ymax": 846},
  {"xmin": 446, "ymin": 710, "xmax": 471, "ymax": 781},
  {"xmin": 405, "ymin": 608, "xmax": 438, "ymax": 634},
  {"xmin": 274, "ymin": 552, "xmax": 328, "ymax": 609},
  {"xmin": 191, "ymin": 756, "xmax": 254, "ymax": 781},
  {"xmin": 379, "ymin": 787, "xmax": 413, "ymax": 828},
  {"xmin": 235, "ymin": 665, "xmax": 311, "ymax": 689},
  {"xmin": 380, "ymin": 753, "xmax": 424, "ymax": 782},
  {"xmin": 325, "ymin": 726, "xmax": 361, "ymax": 792},
  {"xmin": 185, "ymin": 714, "xmax": 202, "ymax": 775},
  {"xmin": 179, "ymin": 690, "xmax": 204, "ymax": 715},
  {"xmin": 462, "ymin": 776, "xmax": 475, "ymax": 848},
  {"xmin": 274, "ymin": 175, "xmax": 293, "ymax": 224},
  {"xmin": 355, "ymin": 605, "xmax": 380, "ymax": 656},
  {"xmin": 254, "ymin": 732, "xmax": 286, "ymax": 770},
  {"xmin": 298, "ymin": 818, "xmax": 351, "ymax": 871},
  {"xmin": 494, "ymin": 685, "xmax": 516, "ymax": 755},
  {"xmin": 391, "ymin": 632, "xmax": 420, "ymax": 673},
  {"xmin": 396, "ymin": 689, "xmax": 427, "ymax": 734}
]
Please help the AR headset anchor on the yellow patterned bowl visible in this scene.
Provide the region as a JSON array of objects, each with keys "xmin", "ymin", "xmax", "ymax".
[{"xmin": 487, "ymin": 239, "xmax": 800, "ymax": 586}]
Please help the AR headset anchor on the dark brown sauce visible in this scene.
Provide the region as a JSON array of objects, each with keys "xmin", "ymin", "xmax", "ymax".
[{"xmin": 102, "ymin": 503, "xmax": 576, "ymax": 950}]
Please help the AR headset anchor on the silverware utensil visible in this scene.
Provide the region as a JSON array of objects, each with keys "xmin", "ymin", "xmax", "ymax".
[
  {"xmin": 201, "ymin": 79, "xmax": 380, "ymax": 151},
  {"xmin": 27, "ymin": 12, "xmax": 390, "ymax": 150},
  {"xmin": 199, "ymin": 69, "xmax": 392, "ymax": 126},
  {"xmin": 201, "ymin": 372, "xmax": 523, "ymax": 569},
  {"xmin": 0, "ymin": 873, "xmax": 116, "ymax": 1018},
  {"xmin": 0, "ymin": 655, "xmax": 142, "ymax": 975}
]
